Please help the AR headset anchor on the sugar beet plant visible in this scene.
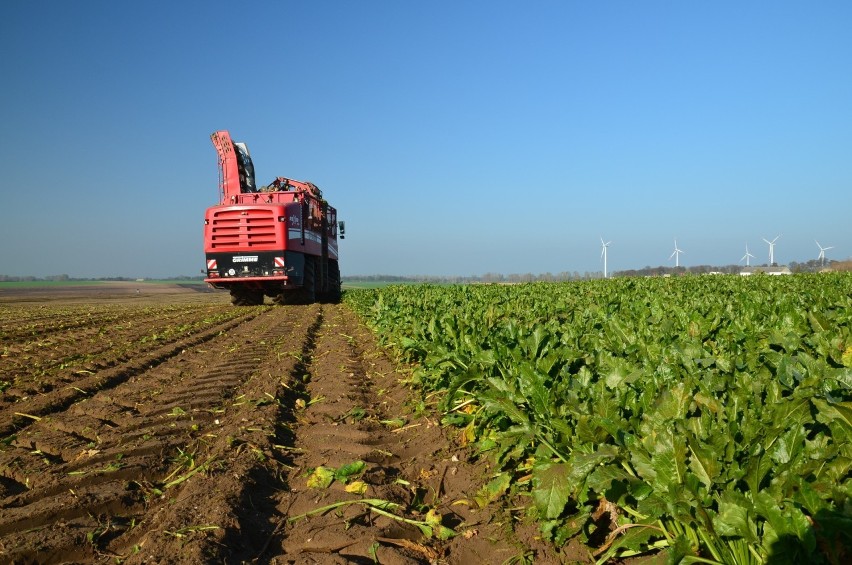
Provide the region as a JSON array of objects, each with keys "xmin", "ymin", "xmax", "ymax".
[{"xmin": 345, "ymin": 274, "xmax": 852, "ymax": 564}]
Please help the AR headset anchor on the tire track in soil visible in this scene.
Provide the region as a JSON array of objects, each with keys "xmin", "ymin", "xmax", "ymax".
[
  {"xmin": 2, "ymin": 302, "xmax": 561, "ymax": 564},
  {"xmin": 0, "ymin": 308, "xmax": 262, "ymax": 437},
  {"xmin": 263, "ymin": 305, "xmax": 534, "ymax": 565},
  {"xmin": 0, "ymin": 305, "xmax": 320, "ymax": 563},
  {"xmin": 0, "ymin": 306, "xmax": 251, "ymax": 409}
]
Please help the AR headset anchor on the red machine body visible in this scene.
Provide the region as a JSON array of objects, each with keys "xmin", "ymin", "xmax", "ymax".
[{"xmin": 204, "ymin": 131, "xmax": 343, "ymax": 305}]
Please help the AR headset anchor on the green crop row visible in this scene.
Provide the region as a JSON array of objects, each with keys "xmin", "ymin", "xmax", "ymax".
[{"xmin": 345, "ymin": 274, "xmax": 852, "ymax": 564}]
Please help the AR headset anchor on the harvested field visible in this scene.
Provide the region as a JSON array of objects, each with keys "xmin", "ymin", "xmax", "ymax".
[{"xmin": 0, "ymin": 284, "xmax": 565, "ymax": 564}]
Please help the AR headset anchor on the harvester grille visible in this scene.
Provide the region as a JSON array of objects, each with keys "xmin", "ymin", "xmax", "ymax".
[{"xmin": 209, "ymin": 208, "xmax": 277, "ymax": 248}]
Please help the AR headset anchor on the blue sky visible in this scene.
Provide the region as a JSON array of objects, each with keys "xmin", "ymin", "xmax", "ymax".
[{"xmin": 2, "ymin": 1, "xmax": 850, "ymax": 278}]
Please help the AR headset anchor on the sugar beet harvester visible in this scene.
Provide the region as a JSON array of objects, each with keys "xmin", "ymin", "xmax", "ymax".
[{"xmin": 203, "ymin": 131, "xmax": 344, "ymax": 306}]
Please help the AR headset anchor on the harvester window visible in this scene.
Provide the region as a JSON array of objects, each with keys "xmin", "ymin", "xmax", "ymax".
[
  {"xmin": 234, "ymin": 142, "xmax": 256, "ymax": 193},
  {"xmin": 304, "ymin": 198, "xmax": 323, "ymax": 229}
]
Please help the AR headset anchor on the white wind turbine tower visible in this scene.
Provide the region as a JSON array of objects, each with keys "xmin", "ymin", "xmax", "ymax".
[
  {"xmin": 816, "ymin": 240, "xmax": 834, "ymax": 267},
  {"xmin": 741, "ymin": 244, "xmax": 755, "ymax": 267},
  {"xmin": 600, "ymin": 237, "xmax": 612, "ymax": 278},
  {"xmin": 669, "ymin": 239, "xmax": 684, "ymax": 267},
  {"xmin": 762, "ymin": 235, "xmax": 781, "ymax": 266}
]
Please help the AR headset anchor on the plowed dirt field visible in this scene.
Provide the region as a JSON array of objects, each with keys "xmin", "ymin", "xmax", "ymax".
[{"xmin": 0, "ymin": 284, "xmax": 567, "ymax": 564}]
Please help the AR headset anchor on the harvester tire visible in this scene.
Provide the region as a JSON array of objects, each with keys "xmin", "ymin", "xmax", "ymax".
[
  {"xmin": 322, "ymin": 260, "xmax": 341, "ymax": 303},
  {"xmin": 273, "ymin": 257, "xmax": 316, "ymax": 305},
  {"xmin": 230, "ymin": 288, "xmax": 264, "ymax": 306},
  {"xmin": 301, "ymin": 257, "xmax": 317, "ymax": 304}
]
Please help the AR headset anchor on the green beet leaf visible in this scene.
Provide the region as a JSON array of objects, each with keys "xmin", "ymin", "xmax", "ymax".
[
  {"xmin": 532, "ymin": 463, "xmax": 571, "ymax": 520},
  {"xmin": 334, "ymin": 460, "xmax": 367, "ymax": 483},
  {"xmin": 754, "ymin": 490, "xmax": 815, "ymax": 554},
  {"xmin": 713, "ymin": 491, "xmax": 758, "ymax": 544}
]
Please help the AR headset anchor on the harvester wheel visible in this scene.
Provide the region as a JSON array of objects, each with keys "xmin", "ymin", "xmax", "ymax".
[
  {"xmin": 272, "ymin": 257, "xmax": 316, "ymax": 305},
  {"xmin": 230, "ymin": 287, "xmax": 264, "ymax": 306},
  {"xmin": 301, "ymin": 257, "xmax": 317, "ymax": 304},
  {"xmin": 322, "ymin": 260, "xmax": 341, "ymax": 303}
]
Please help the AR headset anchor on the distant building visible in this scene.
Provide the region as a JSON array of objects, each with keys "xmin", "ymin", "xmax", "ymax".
[{"xmin": 740, "ymin": 266, "xmax": 792, "ymax": 276}]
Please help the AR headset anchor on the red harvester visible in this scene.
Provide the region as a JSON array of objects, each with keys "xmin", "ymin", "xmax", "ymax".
[{"xmin": 203, "ymin": 130, "xmax": 344, "ymax": 305}]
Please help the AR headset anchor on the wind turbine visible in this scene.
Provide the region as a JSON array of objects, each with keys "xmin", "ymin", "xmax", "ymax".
[
  {"xmin": 600, "ymin": 237, "xmax": 611, "ymax": 278},
  {"xmin": 762, "ymin": 235, "xmax": 781, "ymax": 266},
  {"xmin": 741, "ymin": 244, "xmax": 755, "ymax": 267},
  {"xmin": 816, "ymin": 240, "xmax": 834, "ymax": 267},
  {"xmin": 669, "ymin": 239, "xmax": 684, "ymax": 268}
]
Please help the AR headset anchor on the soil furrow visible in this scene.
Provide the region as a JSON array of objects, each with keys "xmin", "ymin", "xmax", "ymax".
[
  {"xmin": 0, "ymin": 305, "xmax": 315, "ymax": 562},
  {"xmin": 0, "ymin": 288, "xmax": 559, "ymax": 564},
  {"xmin": 266, "ymin": 304, "xmax": 456, "ymax": 564},
  {"xmin": 0, "ymin": 309, "xmax": 262, "ymax": 437},
  {"xmin": 117, "ymin": 304, "xmax": 325, "ymax": 563}
]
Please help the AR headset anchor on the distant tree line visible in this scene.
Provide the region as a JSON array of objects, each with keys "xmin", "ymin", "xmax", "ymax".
[
  {"xmin": 343, "ymin": 259, "xmax": 851, "ymax": 284},
  {"xmin": 342, "ymin": 272, "xmax": 599, "ymax": 284},
  {"xmin": 614, "ymin": 259, "xmax": 851, "ymax": 278},
  {"xmin": 789, "ymin": 259, "xmax": 852, "ymax": 273},
  {"xmin": 613, "ymin": 259, "xmax": 850, "ymax": 277}
]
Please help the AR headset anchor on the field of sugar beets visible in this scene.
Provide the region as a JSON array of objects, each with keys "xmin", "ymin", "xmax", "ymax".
[{"xmin": 1, "ymin": 274, "xmax": 850, "ymax": 564}]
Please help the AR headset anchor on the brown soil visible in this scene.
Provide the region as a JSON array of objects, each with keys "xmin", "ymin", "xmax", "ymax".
[{"xmin": 0, "ymin": 284, "xmax": 581, "ymax": 564}]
